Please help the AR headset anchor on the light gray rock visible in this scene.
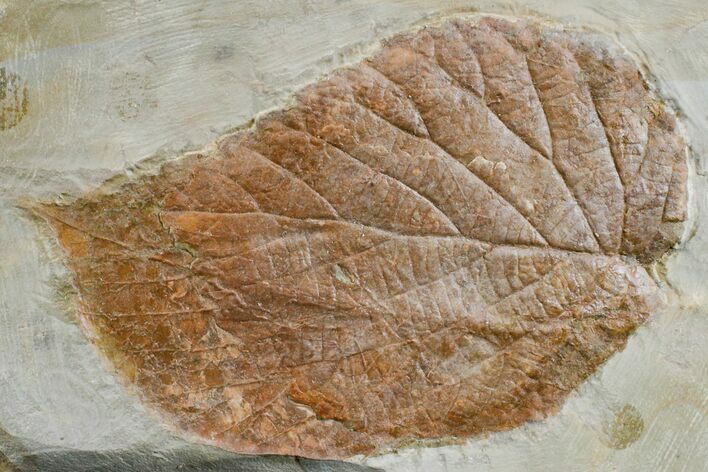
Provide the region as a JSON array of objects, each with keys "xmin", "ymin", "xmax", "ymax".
[{"xmin": 0, "ymin": 1, "xmax": 706, "ymax": 471}]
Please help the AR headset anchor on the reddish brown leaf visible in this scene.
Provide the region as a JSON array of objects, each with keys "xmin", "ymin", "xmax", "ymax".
[{"xmin": 38, "ymin": 17, "xmax": 687, "ymax": 459}]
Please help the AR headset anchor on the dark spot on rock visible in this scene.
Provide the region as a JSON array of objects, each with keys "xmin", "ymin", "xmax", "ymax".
[
  {"xmin": 0, "ymin": 67, "xmax": 28, "ymax": 131},
  {"xmin": 214, "ymin": 45, "xmax": 235, "ymax": 61}
]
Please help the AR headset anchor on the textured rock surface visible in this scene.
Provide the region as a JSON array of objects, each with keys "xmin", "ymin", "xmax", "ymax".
[{"xmin": 38, "ymin": 17, "xmax": 686, "ymax": 459}]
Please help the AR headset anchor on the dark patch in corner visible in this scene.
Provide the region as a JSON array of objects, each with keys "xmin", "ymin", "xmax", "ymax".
[
  {"xmin": 8, "ymin": 447, "xmax": 381, "ymax": 472},
  {"xmin": 0, "ymin": 425, "xmax": 25, "ymax": 472},
  {"xmin": 0, "ymin": 451, "xmax": 18, "ymax": 472},
  {"xmin": 0, "ymin": 422, "xmax": 379, "ymax": 472}
]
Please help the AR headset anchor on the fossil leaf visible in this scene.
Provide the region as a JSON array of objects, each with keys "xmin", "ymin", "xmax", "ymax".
[{"xmin": 39, "ymin": 17, "xmax": 687, "ymax": 459}]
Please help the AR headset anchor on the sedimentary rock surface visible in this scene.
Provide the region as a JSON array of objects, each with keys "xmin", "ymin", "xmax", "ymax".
[{"xmin": 38, "ymin": 17, "xmax": 687, "ymax": 459}]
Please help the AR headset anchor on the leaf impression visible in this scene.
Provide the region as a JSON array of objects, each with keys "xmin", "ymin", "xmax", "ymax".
[{"xmin": 37, "ymin": 16, "xmax": 687, "ymax": 459}]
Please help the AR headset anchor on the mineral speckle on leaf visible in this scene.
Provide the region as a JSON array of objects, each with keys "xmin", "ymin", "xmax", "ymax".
[{"xmin": 37, "ymin": 16, "xmax": 687, "ymax": 459}]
